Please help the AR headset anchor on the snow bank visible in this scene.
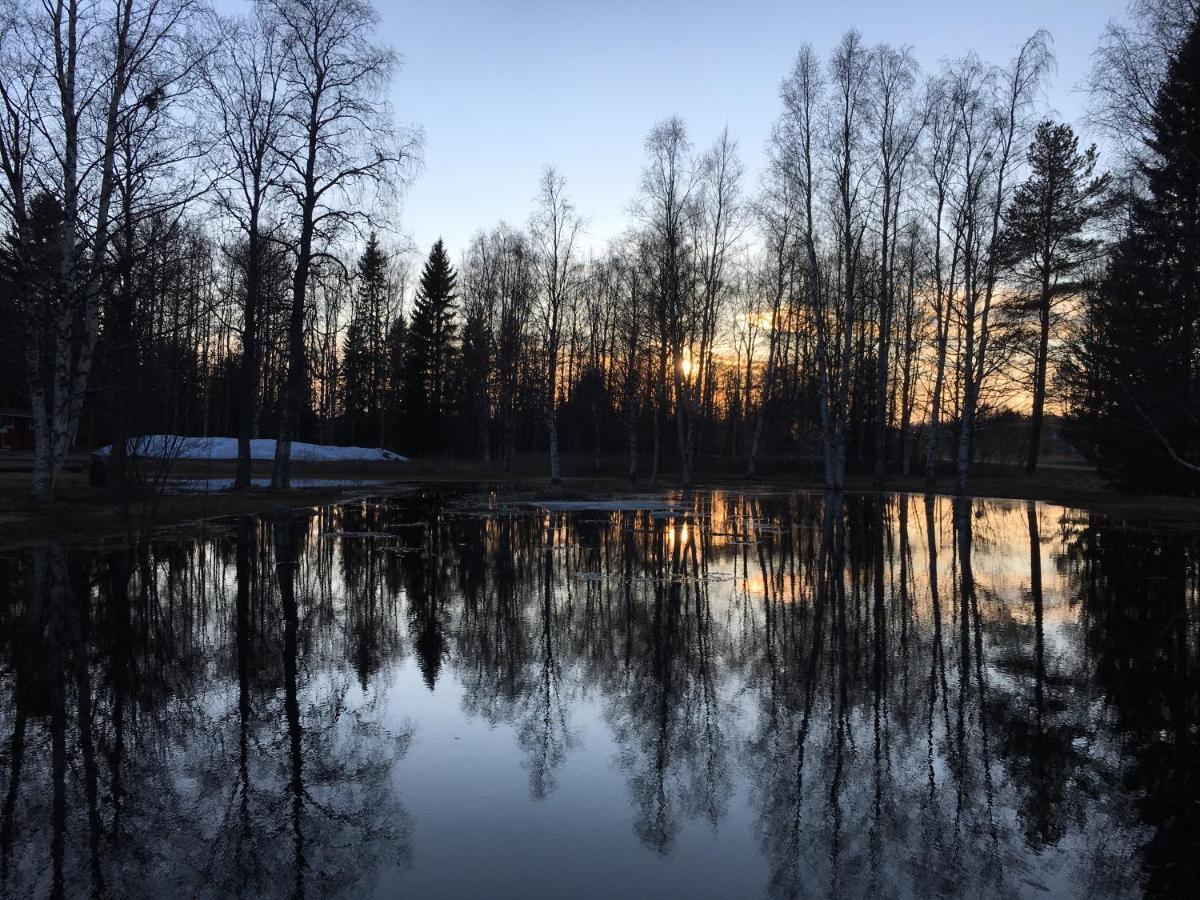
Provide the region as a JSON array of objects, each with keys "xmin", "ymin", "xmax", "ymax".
[{"xmin": 95, "ymin": 435, "xmax": 407, "ymax": 462}]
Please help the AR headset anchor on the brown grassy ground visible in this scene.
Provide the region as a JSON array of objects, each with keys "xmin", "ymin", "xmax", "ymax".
[{"xmin": 2, "ymin": 451, "xmax": 1198, "ymax": 549}]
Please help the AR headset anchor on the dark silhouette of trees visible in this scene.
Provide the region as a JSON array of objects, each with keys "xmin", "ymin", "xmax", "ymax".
[
  {"xmin": 342, "ymin": 234, "xmax": 392, "ymax": 445},
  {"xmin": 402, "ymin": 239, "xmax": 459, "ymax": 454},
  {"xmin": 1064, "ymin": 16, "xmax": 1200, "ymax": 489},
  {"xmin": 532, "ymin": 168, "xmax": 582, "ymax": 484},
  {"xmin": 4, "ymin": 1, "xmax": 1200, "ymax": 498},
  {"xmin": 264, "ymin": 0, "xmax": 418, "ymax": 488},
  {"xmin": 205, "ymin": 10, "xmax": 288, "ymax": 489},
  {"xmin": 1000, "ymin": 122, "xmax": 1109, "ymax": 473}
]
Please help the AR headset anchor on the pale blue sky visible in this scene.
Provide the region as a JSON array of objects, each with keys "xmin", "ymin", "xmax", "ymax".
[{"xmin": 223, "ymin": 0, "xmax": 1133, "ymax": 261}]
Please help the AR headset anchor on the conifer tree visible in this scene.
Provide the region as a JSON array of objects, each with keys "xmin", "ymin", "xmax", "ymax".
[
  {"xmin": 342, "ymin": 233, "xmax": 390, "ymax": 445},
  {"xmin": 404, "ymin": 240, "xmax": 459, "ymax": 451},
  {"xmin": 1000, "ymin": 121, "xmax": 1109, "ymax": 473},
  {"xmin": 1067, "ymin": 16, "xmax": 1200, "ymax": 489},
  {"xmin": 383, "ymin": 312, "xmax": 408, "ymax": 449}
]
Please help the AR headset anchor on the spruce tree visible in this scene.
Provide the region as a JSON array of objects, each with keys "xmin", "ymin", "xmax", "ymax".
[
  {"xmin": 404, "ymin": 240, "xmax": 459, "ymax": 451},
  {"xmin": 343, "ymin": 233, "xmax": 390, "ymax": 445},
  {"xmin": 1067, "ymin": 17, "xmax": 1200, "ymax": 489},
  {"xmin": 383, "ymin": 312, "xmax": 407, "ymax": 449}
]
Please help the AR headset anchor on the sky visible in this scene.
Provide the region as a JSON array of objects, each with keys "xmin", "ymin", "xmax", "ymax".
[{"xmin": 223, "ymin": 0, "xmax": 1134, "ymax": 263}]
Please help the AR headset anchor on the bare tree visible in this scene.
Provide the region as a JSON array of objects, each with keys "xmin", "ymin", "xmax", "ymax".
[
  {"xmin": 0, "ymin": 0, "xmax": 209, "ymax": 503},
  {"xmin": 953, "ymin": 33, "xmax": 1052, "ymax": 495},
  {"xmin": 205, "ymin": 10, "xmax": 287, "ymax": 489},
  {"xmin": 639, "ymin": 118, "xmax": 700, "ymax": 484},
  {"xmin": 922, "ymin": 69, "xmax": 966, "ymax": 486},
  {"xmin": 531, "ymin": 166, "xmax": 582, "ymax": 484},
  {"xmin": 770, "ymin": 33, "xmax": 873, "ymax": 491},
  {"xmin": 826, "ymin": 30, "xmax": 874, "ymax": 492},
  {"xmin": 866, "ymin": 42, "xmax": 923, "ymax": 485},
  {"xmin": 774, "ymin": 45, "xmax": 837, "ymax": 487},
  {"xmin": 264, "ymin": 0, "xmax": 418, "ymax": 489},
  {"xmin": 1089, "ymin": 0, "xmax": 1198, "ymax": 165},
  {"xmin": 685, "ymin": 128, "xmax": 744, "ymax": 486},
  {"xmin": 746, "ymin": 152, "xmax": 801, "ymax": 479},
  {"xmin": 894, "ymin": 218, "xmax": 928, "ymax": 476},
  {"xmin": 611, "ymin": 233, "xmax": 650, "ymax": 480}
]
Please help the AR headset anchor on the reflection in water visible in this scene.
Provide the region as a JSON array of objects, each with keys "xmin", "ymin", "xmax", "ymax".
[{"xmin": 0, "ymin": 491, "xmax": 1196, "ymax": 898}]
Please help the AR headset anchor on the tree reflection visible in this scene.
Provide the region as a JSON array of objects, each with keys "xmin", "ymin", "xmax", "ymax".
[
  {"xmin": 0, "ymin": 513, "xmax": 413, "ymax": 899},
  {"xmin": 0, "ymin": 489, "xmax": 1195, "ymax": 896}
]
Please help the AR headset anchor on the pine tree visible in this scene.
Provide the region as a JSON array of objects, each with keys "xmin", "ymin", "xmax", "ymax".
[
  {"xmin": 1000, "ymin": 121, "xmax": 1109, "ymax": 473},
  {"xmin": 403, "ymin": 240, "xmax": 459, "ymax": 451},
  {"xmin": 1067, "ymin": 17, "xmax": 1200, "ymax": 490}
]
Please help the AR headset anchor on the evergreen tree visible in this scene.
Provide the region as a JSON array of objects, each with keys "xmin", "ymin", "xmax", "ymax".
[
  {"xmin": 1000, "ymin": 121, "xmax": 1109, "ymax": 473},
  {"xmin": 342, "ymin": 302, "xmax": 367, "ymax": 440},
  {"xmin": 342, "ymin": 233, "xmax": 390, "ymax": 445},
  {"xmin": 0, "ymin": 193, "xmax": 64, "ymax": 404},
  {"xmin": 403, "ymin": 239, "xmax": 459, "ymax": 451},
  {"xmin": 1066, "ymin": 16, "xmax": 1200, "ymax": 490},
  {"xmin": 383, "ymin": 312, "xmax": 408, "ymax": 449}
]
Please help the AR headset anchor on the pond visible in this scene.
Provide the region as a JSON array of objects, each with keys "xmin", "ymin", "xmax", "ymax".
[{"xmin": 0, "ymin": 490, "xmax": 1196, "ymax": 898}]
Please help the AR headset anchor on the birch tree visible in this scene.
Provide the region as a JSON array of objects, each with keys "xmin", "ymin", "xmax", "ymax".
[
  {"xmin": 531, "ymin": 166, "xmax": 582, "ymax": 484},
  {"xmin": 0, "ymin": 0, "xmax": 207, "ymax": 503},
  {"xmin": 953, "ymin": 33, "xmax": 1052, "ymax": 494},
  {"xmin": 746, "ymin": 154, "xmax": 801, "ymax": 479},
  {"xmin": 685, "ymin": 128, "xmax": 744, "ymax": 485},
  {"xmin": 265, "ymin": 0, "xmax": 417, "ymax": 488},
  {"xmin": 866, "ymin": 42, "xmax": 923, "ymax": 485},
  {"xmin": 639, "ymin": 119, "xmax": 699, "ymax": 483},
  {"xmin": 205, "ymin": 10, "xmax": 287, "ymax": 489},
  {"xmin": 774, "ymin": 45, "xmax": 838, "ymax": 487},
  {"xmin": 922, "ymin": 70, "xmax": 966, "ymax": 485}
]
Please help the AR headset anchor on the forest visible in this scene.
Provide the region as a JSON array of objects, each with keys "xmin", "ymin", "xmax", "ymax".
[{"xmin": 0, "ymin": 0, "xmax": 1198, "ymax": 503}]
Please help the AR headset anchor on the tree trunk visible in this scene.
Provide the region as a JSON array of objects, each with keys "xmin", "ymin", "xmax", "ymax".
[
  {"xmin": 548, "ymin": 338, "xmax": 561, "ymax": 484},
  {"xmin": 626, "ymin": 395, "xmax": 638, "ymax": 481},
  {"xmin": 746, "ymin": 327, "xmax": 780, "ymax": 480},
  {"xmin": 1026, "ymin": 295, "xmax": 1051, "ymax": 474},
  {"xmin": 272, "ymin": 173, "xmax": 315, "ymax": 489},
  {"xmin": 236, "ymin": 220, "xmax": 261, "ymax": 490}
]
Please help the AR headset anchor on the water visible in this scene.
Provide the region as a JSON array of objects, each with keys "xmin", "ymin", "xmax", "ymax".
[{"xmin": 0, "ymin": 490, "xmax": 1196, "ymax": 899}]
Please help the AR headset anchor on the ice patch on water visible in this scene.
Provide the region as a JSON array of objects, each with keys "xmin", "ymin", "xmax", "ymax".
[
  {"xmin": 167, "ymin": 477, "xmax": 387, "ymax": 493},
  {"xmin": 528, "ymin": 499, "xmax": 683, "ymax": 513}
]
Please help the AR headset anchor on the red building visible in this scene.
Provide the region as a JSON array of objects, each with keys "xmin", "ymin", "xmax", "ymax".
[{"xmin": 0, "ymin": 408, "xmax": 34, "ymax": 451}]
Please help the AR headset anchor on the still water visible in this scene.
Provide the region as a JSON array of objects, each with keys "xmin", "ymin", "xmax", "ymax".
[{"xmin": 0, "ymin": 490, "xmax": 1196, "ymax": 899}]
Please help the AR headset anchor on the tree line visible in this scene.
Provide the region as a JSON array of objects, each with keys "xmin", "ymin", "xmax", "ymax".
[{"xmin": 1, "ymin": 0, "xmax": 1198, "ymax": 502}]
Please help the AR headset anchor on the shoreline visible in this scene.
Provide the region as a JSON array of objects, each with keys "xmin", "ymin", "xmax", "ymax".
[{"xmin": 2, "ymin": 456, "xmax": 1199, "ymax": 550}]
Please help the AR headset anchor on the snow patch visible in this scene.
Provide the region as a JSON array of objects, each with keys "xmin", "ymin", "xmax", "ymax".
[{"xmin": 95, "ymin": 435, "xmax": 407, "ymax": 462}]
